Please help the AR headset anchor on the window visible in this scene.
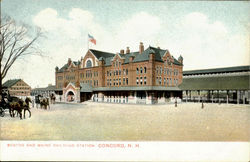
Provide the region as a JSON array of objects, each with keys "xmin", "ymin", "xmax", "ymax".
[
  {"xmin": 123, "ymin": 78, "xmax": 125, "ymax": 85},
  {"xmin": 86, "ymin": 60, "xmax": 92, "ymax": 67},
  {"xmin": 119, "ymin": 78, "xmax": 121, "ymax": 85},
  {"xmin": 116, "ymin": 70, "xmax": 118, "ymax": 75},
  {"xmin": 116, "ymin": 79, "xmax": 118, "ymax": 85},
  {"xmin": 170, "ymin": 78, "xmax": 172, "ymax": 85},
  {"xmin": 140, "ymin": 67, "xmax": 143, "ymax": 74},
  {"xmin": 107, "ymin": 79, "xmax": 109, "ymax": 86},
  {"xmin": 126, "ymin": 78, "xmax": 128, "ymax": 85},
  {"xmin": 123, "ymin": 69, "xmax": 126, "ymax": 75},
  {"xmin": 144, "ymin": 77, "xmax": 147, "ymax": 85},
  {"xmin": 113, "ymin": 79, "xmax": 115, "ymax": 86},
  {"xmin": 119, "ymin": 70, "xmax": 121, "ymax": 75},
  {"xmin": 126, "ymin": 69, "xmax": 128, "ymax": 75},
  {"xmin": 156, "ymin": 77, "xmax": 158, "ymax": 85},
  {"xmin": 107, "ymin": 71, "xmax": 109, "ymax": 76},
  {"xmin": 176, "ymin": 79, "xmax": 178, "ymax": 85},
  {"xmin": 140, "ymin": 77, "xmax": 143, "ymax": 85},
  {"xmin": 167, "ymin": 69, "xmax": 169, "ymax": 75},
  {"xmin": 159, "ymin": 77, "xmax": 162, "ymax": 85},
  {"xmin": 164, "ymin": 78, "xmax": 166, "ymax": 85},
  {"xmin": 136, "ymin": 68, "xmax": 139, "ymax": 74},
  {"xmin": 164, "ymin": 68, "xmax": 166, "ymax": 74},
  {"xmin": 136, "ymin": 77, "xmax": 139, "ymax": 85},
  {"xmin": 119, "ymin": 62, "xmax": 121, "ymax": 67},
  {"xmin": 160, "ymin": 67, "xmax": 162, "ymax": 74},
  {"xmin": 58, "ymin": 76, "xmax": 63, "ymax": 80},
  {"xmin": 144, "ymin": 67, "xmax": 147, "ymax": 73},
  {"xmin": 156, "ymin": 67, "xmax": 158, "ymax": 74}
]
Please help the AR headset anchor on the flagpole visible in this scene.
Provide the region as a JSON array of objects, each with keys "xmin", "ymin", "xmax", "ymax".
[{"xmin": 87, "ymin": 35, "xmax": 89, "ymax": 50}]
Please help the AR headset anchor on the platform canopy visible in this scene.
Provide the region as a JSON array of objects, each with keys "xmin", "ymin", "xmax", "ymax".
[{"xmin": 180, "ymin": 74, "xmax": 250, "ymax": 91}]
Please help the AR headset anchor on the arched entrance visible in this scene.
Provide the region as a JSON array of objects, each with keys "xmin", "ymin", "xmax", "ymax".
[{"xmin": 66, "ymin": 91, "xmax": 75, "ymax": 102}]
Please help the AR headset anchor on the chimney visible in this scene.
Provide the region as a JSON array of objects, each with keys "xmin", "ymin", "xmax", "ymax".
[
  {"xmin": 120, "ymin": 49, "xmax": 124, "ymax": 54},
  {"xmin": 126, "ymin": 47, "xmax": 130, "ymax": 54},
  {"xmin": 68, "ymin": 58, "xmax": 72, "ymax": 66},
  {"xmin": 139, "ymin": 42, "xmax": 144, "ymax": 54},
  {"xmin": 178, "ymin": 55, "xmax": 183, "ymax": 64}
]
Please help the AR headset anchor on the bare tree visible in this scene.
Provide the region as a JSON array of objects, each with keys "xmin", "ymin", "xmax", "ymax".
[{"xmin": 0, "ymin": 16, "xmax": 43, "ymax": 93}]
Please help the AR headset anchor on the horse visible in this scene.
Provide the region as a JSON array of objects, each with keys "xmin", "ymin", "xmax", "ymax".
[
  {"xmin": 23, "ymin": 97, "xmax": 32, "ymax": 118},
  {"xmin": 40, "ymin": 98, "xmax": 50, "ymax": 110},
  {"xmin": 50, "ymin": 94, "xmax": 56, "ymax": 104},
  {"xmin": 9, "ymin": 97, "xmax": 32, "ymax": 119},
  {"xmin": 35, "ymin": 95, "xmax": 42, "ymax": 108},
  {"xmin": 9, "ymin": 97, "xmax": 24, "ymax": 120}
]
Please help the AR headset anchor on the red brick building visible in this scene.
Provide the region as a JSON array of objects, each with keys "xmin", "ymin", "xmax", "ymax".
[{"xmin": 55, "ymin": 42, "xmax": 183, "ymax": 104}]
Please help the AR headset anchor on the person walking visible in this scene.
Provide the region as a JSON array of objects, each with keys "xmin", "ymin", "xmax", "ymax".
[{"xmin": 201, "ymin": 98, "xmax": 204, "ymax": 109}]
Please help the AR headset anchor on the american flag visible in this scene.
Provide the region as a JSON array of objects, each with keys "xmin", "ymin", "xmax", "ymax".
[{"xmin": 88, "ymin": 34, "xmax": 96, "ymax": 45}]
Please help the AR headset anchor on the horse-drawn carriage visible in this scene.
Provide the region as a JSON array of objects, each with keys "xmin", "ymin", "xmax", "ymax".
[
  {"xmin": 35, "ymin": 95, "xmax": 50, "ymax": 109},
  {"xmin": 0, "ymin": 91, "xmax": 32, "ymax": 119}
]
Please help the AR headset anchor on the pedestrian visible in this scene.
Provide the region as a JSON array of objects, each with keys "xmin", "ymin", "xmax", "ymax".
[
  {"xmin": 32, "ymin": 99, "xmax": 34, "ymax": 108},
  {"xmin": 201, "ymin": 99, "xmax": 204, "ymax": 109},
  {"xmin": 60, "ymin": 96, "xmax": 62, "ymax": 102},
  {"xmin": 175, "ymin": 97, "xmax": 177, "ymax": 107}
]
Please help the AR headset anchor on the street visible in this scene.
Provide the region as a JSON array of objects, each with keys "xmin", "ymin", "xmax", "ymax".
[{"xmin": 1, "ymin": 102, "xmax": 249, "ymax": 141}]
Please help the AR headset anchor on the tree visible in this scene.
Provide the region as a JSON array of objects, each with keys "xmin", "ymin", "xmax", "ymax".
[{"xmin": 0, "ymin": 16, "xmax": 43, "ymax": 93}]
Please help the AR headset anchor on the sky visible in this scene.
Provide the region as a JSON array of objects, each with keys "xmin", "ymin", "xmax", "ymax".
[{"xmin": 1, "ymin": 0, "xmax": 250, "ymax": 88}]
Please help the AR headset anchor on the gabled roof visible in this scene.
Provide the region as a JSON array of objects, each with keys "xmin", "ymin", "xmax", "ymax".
[
  {"xmin": 58, "ymin": 64, "xmax": 69, "ymax": 72},
  {"xmin": 73, "ymin": 61, "xmax": 81, "ymax": 66},
  {"xmin": 3, "ymin": 79, "xmax": 21, "ymax": 88},
  {"xmin": 89, "ymin": 49, "xmax": 115, "ymax": 59}
]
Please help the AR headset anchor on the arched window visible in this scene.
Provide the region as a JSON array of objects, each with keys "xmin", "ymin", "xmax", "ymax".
[
  {"xmin": 86, "ymin": 60, "xmax": 92, "ymax": 67},
  {"xmin": 144, "ymin": 67, "xmax": 147, "ymax": 73}
]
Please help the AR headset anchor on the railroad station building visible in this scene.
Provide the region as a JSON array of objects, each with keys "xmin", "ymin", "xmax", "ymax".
[
  {"xmin": 180, "ymin": 66, "xmax": 250, "ymax": 104},
  {"xmin": 55, "ymin": 42, "xmax": 184, "ymax": 104}
]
